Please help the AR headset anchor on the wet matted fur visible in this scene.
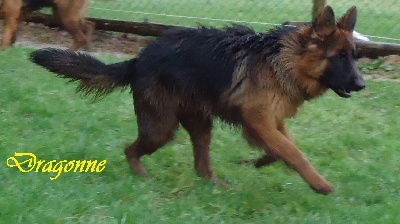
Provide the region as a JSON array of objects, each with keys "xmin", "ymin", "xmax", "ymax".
[
  {"xmin": 0, "ymin": 0, "xmax": 94, "ymax": 50},
  {"xmin": 30, "ymin": 6, "xmax": 365, "ymax": 194}
]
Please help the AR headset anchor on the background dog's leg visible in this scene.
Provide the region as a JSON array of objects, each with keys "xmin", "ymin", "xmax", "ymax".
[
  {"xmin": 79, "ymin": 20, "xmax": 95, "ymax": 50},
  {"xmin": 125, "ymin": 98, "xmax": 179, "ymax": 177},
  {"xmin": 242, "ymin": 110, "xmax": 333, "ymax": 194},
  {"xmin": 179, "ymin": 112, "xmax": 229, "ymax": 188},
  {"xmin": 1, "ymin": 0, "xmax": 22, "ymax": 49},
  {"xmin": 59, "ymin": 16, "xmax": 88, "ymax": 50},
  {"xmin": 55, "ymin": 3, "xmax": 88, "ymax": 50},
  {"xmin": 54, "ymin": 0, "xmax": 93, "ymax": 50}
]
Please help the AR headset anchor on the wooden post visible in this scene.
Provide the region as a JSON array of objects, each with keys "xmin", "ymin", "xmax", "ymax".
[{"xmin": 312, "ymin": 0, "xmax": 326, "ymax": 20}]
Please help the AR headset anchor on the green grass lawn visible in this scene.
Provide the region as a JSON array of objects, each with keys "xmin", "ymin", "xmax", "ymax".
[
  {"xmin": 1, "ymin": 47, "xmax": 400, "ymax": 223},
  {"xmin": 88, "ymin": 0, "xmax": 400, "ymax": 42}
]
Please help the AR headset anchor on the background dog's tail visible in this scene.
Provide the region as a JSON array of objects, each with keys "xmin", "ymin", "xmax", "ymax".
[{"xmin": 30, "ymin": 48, "xmax": 135, "ymax": 97}]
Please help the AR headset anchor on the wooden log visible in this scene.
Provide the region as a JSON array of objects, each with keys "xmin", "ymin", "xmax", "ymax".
[
  {"xmin": 24, "ymin": 12, "xmax": 191, "ymax": 37},
  {"xmin": 7, "ymin": 12, "xmax": 400, "ymax": 59},
  {"xmin": 355, "ymin": 40, "xmax": 400, "ymax": 59}
]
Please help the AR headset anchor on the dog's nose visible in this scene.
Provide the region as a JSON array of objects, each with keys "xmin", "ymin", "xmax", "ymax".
[
  {"xmin": 353, "ymin": 76, "xmax": 366, "ymax": 91},
  {"xmin": 354, "ymin": 83, "xmax": 365, "ymax": 91},
  {"xmin": 354, "ymin": 81, "xmax": 365, "ymax": 91}
]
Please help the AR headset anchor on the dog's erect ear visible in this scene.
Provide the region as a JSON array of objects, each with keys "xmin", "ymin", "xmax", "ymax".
[
  {"xmin": 337, "ymin": 6, "xmax": 357, "ymax": 32},
  {"xmin": 313, "ymin": 5, "xmax": 337, "ymax": 37}
]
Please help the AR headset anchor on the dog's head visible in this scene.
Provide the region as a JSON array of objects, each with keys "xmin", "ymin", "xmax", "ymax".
[{"xmin": 296, "ymin": 6, "xmax": 365, "ymax": 98}]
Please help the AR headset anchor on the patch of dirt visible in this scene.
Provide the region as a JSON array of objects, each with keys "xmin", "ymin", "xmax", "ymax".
[
  {"xmin": 358, "ymin": 55, "xmax": 400, "ymax": 82},
  {"xmin": 383, "ymin": 55, "xmax": 400, "ymax": 64},
  {"xmin": 1, "ymin": 21, "xmax": 152, "ymax": 57},
  {"xmin": 357, "ymin": 55, "xmax": 400, "ymax": 65}
]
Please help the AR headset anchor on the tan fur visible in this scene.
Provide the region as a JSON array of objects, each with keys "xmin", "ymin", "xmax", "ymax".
[{"xmin": 0, "ymin": 0, "xmax": 94, "ymax": 50}]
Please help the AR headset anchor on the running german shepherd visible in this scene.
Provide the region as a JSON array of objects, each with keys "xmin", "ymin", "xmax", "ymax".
[
  {"xmin": 0, "ymin": 0, "xmax": 94, "ymax": 50},
  {"xmin": 30, "ymin": 6, "xmax": 365, "ymax": 194}
]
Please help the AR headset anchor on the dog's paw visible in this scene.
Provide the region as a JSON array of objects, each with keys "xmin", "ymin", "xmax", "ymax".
[{"xmin": 310, "ymin": 181, "xmax": 333, "ymax": 195}]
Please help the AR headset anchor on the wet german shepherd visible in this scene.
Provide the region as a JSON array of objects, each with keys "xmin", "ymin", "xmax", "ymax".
[
  {"xmin": 30, "ymin": 6, "xmax": 365, "ymax": 194},
  {"xmin": 0, "ymin": 0, "xmax": 94, "ymax": 50}
]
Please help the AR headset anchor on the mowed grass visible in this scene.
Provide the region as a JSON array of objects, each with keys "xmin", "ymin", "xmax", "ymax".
[
  {"xmin": 1, "ymin": 47, "xmax": 400, "ymax": 223},
  {"xmin": 88, "ymin": 0, "xmax": 400, "ymax": 42}
]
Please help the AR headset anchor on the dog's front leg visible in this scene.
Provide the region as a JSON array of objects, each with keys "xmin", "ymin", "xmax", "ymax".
[
  {"xmin": 1, "ymin": 1, "xmax": 21, "ymax": 49},
  {"xmin": 240, "ymin": 126, "xmax": 279, "ymax": 167},
  {"xmin": 241, "ymin": 122, "xmax": 296, "ymax": 168},
  {"xmin": 242, "ymin": 110, "xmax": 333, "ymax": 194}
]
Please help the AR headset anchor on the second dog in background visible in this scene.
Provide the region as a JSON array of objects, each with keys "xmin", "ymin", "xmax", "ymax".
[{"xmin": 0, "ymin": 0, "xmax": 94, "ymax": 50}]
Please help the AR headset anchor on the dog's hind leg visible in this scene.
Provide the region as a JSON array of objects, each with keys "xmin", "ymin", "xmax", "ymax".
[
  {"xmin": 1, "ymin": 0, "xmax": 22, "ymax": 49},
  {"xmin": 124, "ymin": 98, "xmax": 179, "ymax": 177},
  {"xmin": 124, "ymin": 141, "xmax": 150, "ymax": 177},
  {"xmin": 179, "ymin": 112, "xmax": 229, "ymax": 188}
]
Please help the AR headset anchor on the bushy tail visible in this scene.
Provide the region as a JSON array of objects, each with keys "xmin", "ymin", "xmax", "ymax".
[{"xmin": 30, "ymin": 48, "xmax": 135, "ymax": 97}]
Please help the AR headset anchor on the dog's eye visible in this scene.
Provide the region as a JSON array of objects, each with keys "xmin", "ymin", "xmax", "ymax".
[{"xmin": 339, "ymin": 50, "xmax": 348, "ymax": 58}]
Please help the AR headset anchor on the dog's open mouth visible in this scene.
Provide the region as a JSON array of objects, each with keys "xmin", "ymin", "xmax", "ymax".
[{"xmin": 332, "ymin": 87, "xmax": 352, "ymax": 98}]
